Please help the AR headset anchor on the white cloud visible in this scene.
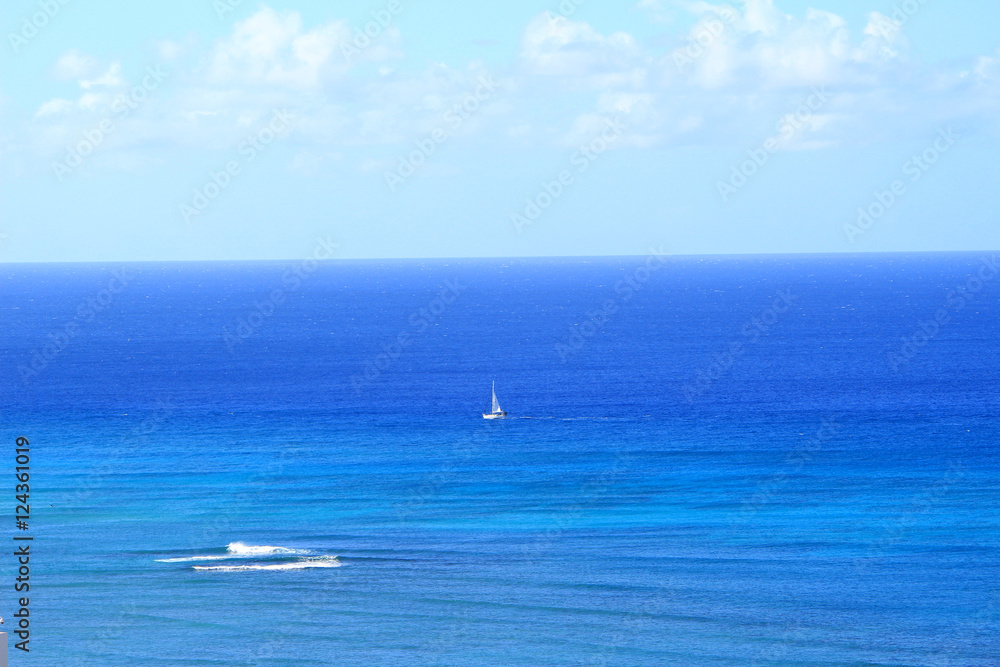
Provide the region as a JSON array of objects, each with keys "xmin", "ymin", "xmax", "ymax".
[
  {"xmin": 18, "ymin": 1, "xmax": 1000, "ymax": 172},
  {"xmin": 521, "ymin": 13, "xmax": 648, "ymax": 89},
  {"xmin": 741, "ymin": 0, "xmax": 789, "ymax": 37},
  {"xmin": 973, "ymin": 49, "xmax": 1000, "ymax": 82},
  {"xmin": 52, "ymin": 50, "xmax": 98, "ymax": 80},
  {"xmin": 75, "ymin": 92, "xmax": 106, "ymax": 111},
  {"xmin": 206, "ymin": 7, "xmax": 363, "ymax": 89},
  {"xmin": 635, "ymin": 0, "xmax": 676, "ymax": 24},
  {"xmin": 860, "ymin": 12, "xmax": 908, "ymax": 60},
  {"xmin": 80, "ymin": 62, "xmax": 125, "ymax": 90},
  {"xmin": 35, "ymin": 98, "xmax": 73, "ymax": 117},
  {"xmin": 156, "ymin": 40, "xmax": 185, "ymax": 61},
  {"xmin": 666, "ymin": 1, "xmax": 889, "ymax": 90}
]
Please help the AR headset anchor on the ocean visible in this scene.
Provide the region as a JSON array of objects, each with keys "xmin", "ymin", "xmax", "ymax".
[{"xmin": 1, "ymin": 253, "xmax": 998, "ymax": 665}]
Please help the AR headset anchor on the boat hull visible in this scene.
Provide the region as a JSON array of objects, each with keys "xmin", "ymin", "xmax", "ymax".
[{"xmin": 482, "ymin": 412, "xmax": 507, "ymax": 419}]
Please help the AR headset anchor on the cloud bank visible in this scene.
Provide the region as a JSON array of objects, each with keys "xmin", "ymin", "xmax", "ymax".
[{"xmin": 21, "ymin": 0, "xmax": 1000, "ymax": 175}]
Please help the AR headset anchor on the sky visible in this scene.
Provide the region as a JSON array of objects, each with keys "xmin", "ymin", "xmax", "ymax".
[{"xmin": 0, "ymin": 0, "xmax": 998, "ymax": 262}]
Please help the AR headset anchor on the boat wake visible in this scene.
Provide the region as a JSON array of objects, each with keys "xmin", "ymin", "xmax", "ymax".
[{"xmin": 156, "ymin": 542, "xmax": 340, "ymax": 571}]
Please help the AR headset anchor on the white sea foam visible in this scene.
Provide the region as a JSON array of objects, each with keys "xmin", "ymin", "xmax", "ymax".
[
  {"xmin": 225, "ymin": 542, "xmax": 306, "ymax": 556},
  {"xmin": 193, "ymin": 557, "xmax": 341, "ymax": 572},
  {"xmin": 157, "ymin": 543, "xmax": 310, "ymax": 563}
]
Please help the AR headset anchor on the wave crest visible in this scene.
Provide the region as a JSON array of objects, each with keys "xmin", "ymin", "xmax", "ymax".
[
  {"xmin": 193, "ymin": 557, "xmax": 341, "ymax": 572},
  {"xmin": 157, "ymin": 543, "xmax": 340, "ymax": 572},
  {"xmin": 155, "ymin": 555, "xmax": 230, "ymax": 563},
  {"xmin": 226, "ymin": 542, "xmax": 306, "ymax": 556}
]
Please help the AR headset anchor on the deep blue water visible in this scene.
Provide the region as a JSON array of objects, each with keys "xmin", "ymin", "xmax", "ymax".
[{"xmin": 1, "ymin": 253, "xmax": 998, "ymax": 665}]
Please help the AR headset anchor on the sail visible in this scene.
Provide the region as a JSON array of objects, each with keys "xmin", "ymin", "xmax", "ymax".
[{"xmin": 491, "ymin": 382, "xmax": 501, "ymax": 413}]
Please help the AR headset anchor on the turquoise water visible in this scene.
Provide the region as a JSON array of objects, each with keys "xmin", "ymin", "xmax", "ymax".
[{"xmin": 2, "ymin": 254, "xmax": 998, "ymax": 665}]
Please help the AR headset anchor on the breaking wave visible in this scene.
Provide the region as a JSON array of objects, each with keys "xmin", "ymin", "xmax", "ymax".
[
  {"xmin": 155, "ymin": 555, "xmax": 231, "ymax": 563},
  {"xmin": 224, "ymin": 542, "xmax": 307, "ymax": 556},
  {"xmin": 193, "ymin": 557, "xmax": 341, "ymax": 572},
  {"xmin": 156, "ymin": 543, "xmax": 340, "ymax": 571},
  {"xmin": 155, "ymin": 542, "xmax": 306, "ymax": 563}
]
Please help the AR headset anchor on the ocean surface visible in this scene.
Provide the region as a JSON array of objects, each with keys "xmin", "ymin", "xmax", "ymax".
[{"xmin": 1, "ymin": 253, "xmax": 998, "ymax": 666}]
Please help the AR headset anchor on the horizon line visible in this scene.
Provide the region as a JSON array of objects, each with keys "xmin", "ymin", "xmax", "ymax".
[{"xmin": 1, "ymin": 249, "xmax": 997, "ymax": 266}]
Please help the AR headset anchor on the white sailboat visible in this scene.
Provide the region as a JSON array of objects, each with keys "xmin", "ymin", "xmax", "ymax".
[{"xmin": 482, "ymin": 381, "xmax": 507, "ymax": 419}]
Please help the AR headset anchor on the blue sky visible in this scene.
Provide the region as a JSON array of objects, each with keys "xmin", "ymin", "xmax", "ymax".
[{"xmin": 1, "ymin": 0, "xmax": 998, "ymax": 261}]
